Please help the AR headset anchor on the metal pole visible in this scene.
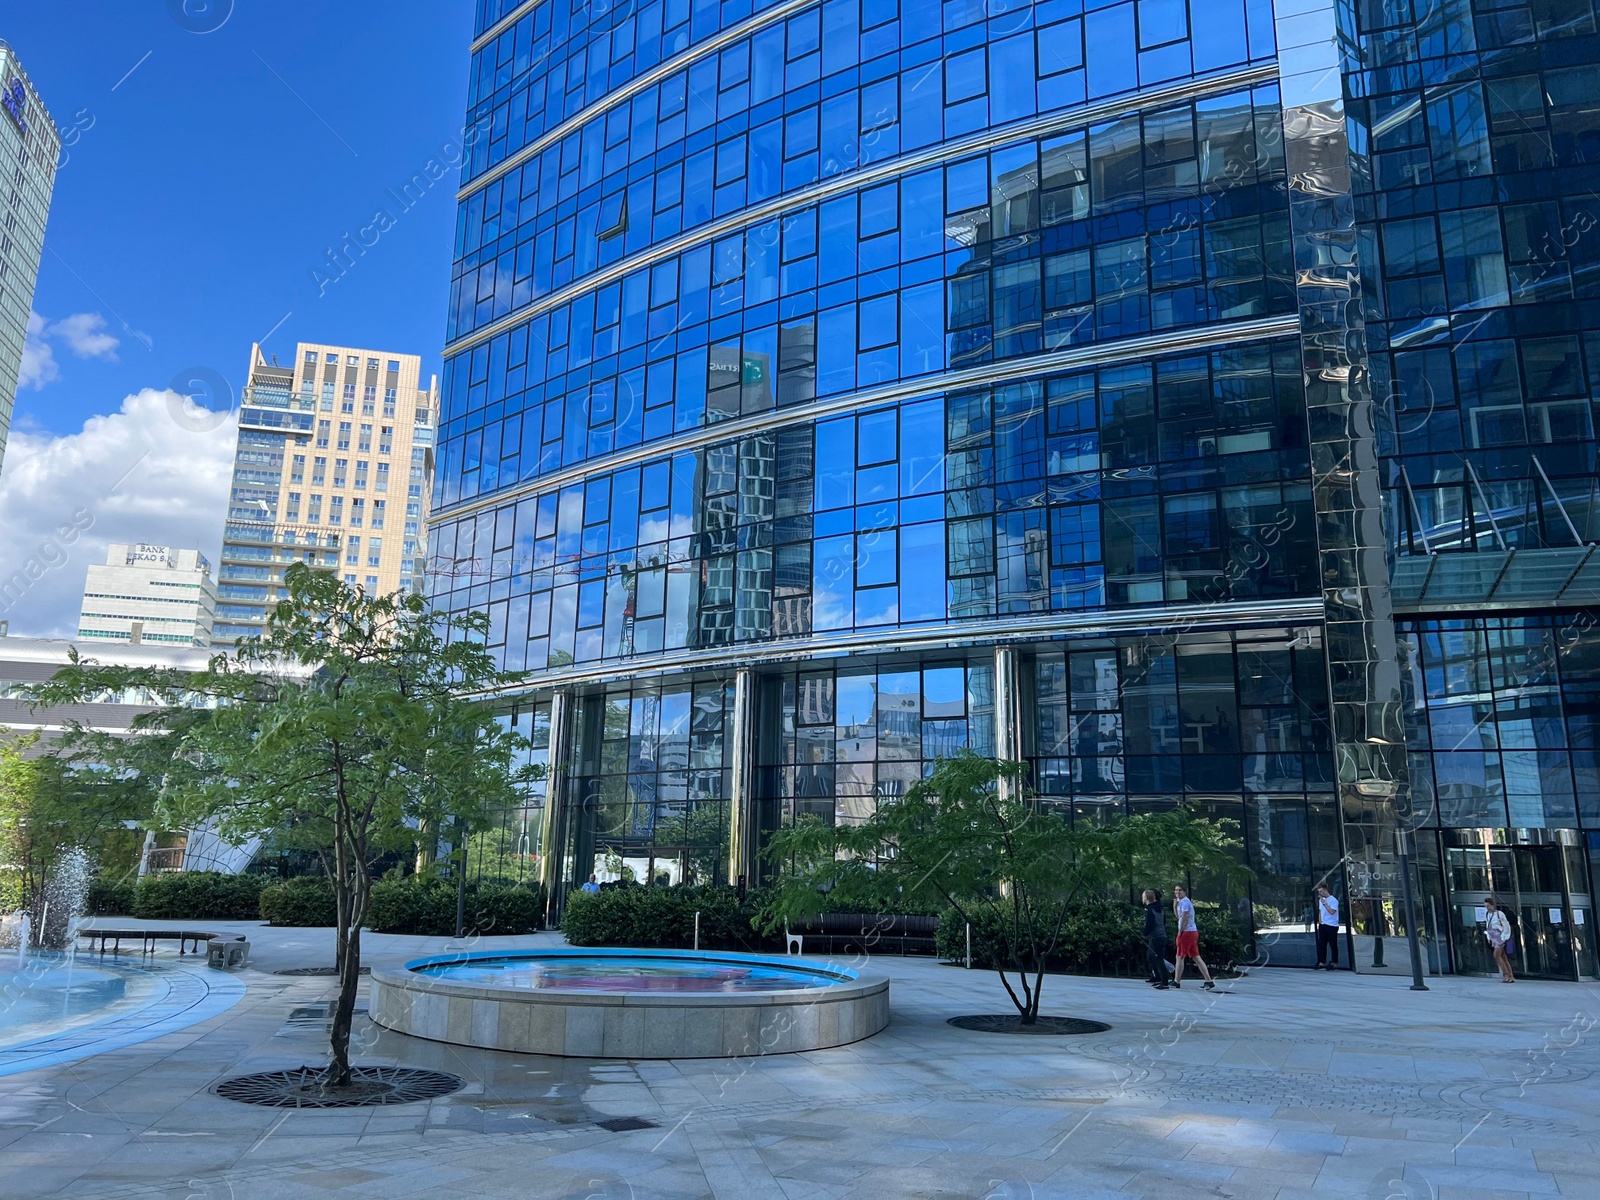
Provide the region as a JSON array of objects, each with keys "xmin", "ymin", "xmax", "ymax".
[
  {"xmin": 454, "ymin": 817, "xmax": 469, "ymax": 940},
  {"xmin": 1397, "ymin": 830, "xmax": 1428, "ymax": 991},
  {"xmin": 694, "ymin": 911, "xmax": 701, "ymax": 952}
]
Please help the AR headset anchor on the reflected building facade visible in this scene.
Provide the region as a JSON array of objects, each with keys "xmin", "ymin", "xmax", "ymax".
[{"xmin": 437, "ymin": 0, "xmax": 1600, "ymax": 977}]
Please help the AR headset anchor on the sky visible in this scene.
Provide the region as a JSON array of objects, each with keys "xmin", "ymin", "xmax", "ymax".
[{"xmin": 0, "ymin": 1, "xmax": 473, "ymax": 637}]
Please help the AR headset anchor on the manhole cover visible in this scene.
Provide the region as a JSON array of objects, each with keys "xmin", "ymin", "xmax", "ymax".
[
  {"xmin": 947, "ymin": 1015, "xmax": 1111, "ymax": 1035},
  {"xmin": 214, "ymin": 1066, "xmax": 462, "ymax": 1108},
  {"xmin": 595, "ymin": 1116, "xmax": 660, "ymax": 1132},
  {"xmin": 274, "ymin": 966, "xmax": 372, "ymax": 976}
]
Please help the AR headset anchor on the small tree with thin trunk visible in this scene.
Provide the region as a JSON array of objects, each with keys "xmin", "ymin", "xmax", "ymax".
[
  {"xmin": 30, "ymin": 565, "xmax": 536, "ymax": 1088},
  {"xmin": 762, "ymin": 751, "xmax": 1246, "ymax": 1024}
]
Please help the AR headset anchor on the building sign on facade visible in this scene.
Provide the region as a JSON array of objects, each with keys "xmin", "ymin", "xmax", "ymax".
[
  {"xmin": 126, "ymin": 544, "xmax": 175, "ymax": 567},
  {"xmin": 1, "ymin": 77, "xmax": 26, "ymax": 134}
]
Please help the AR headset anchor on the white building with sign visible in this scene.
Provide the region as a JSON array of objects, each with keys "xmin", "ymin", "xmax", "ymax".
[
  {"xmin": 77, "ymin": 543, "xmax": 218, "ymax": 648},
  {"xmin": 0, "ymin": 41, "xmax": 59, "ymax": 473}
]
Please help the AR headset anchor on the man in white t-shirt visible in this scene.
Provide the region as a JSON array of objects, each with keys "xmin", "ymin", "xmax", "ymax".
[
  {"xmin": 1171, "ymin": 885, "xmax": 1215, "ymax": 989},
  {"xmin": 1314, "ymin": 884, "xmax": 1340, "ymax": 970}
]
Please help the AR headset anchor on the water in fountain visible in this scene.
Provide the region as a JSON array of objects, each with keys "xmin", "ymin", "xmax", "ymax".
[
  {"xmin": 39, "ymin": 847, "xmax": 92, "ymax": 951},
  {"xmin": 0, "ymin": 912, "xmax": 28, "ymax": 965}
]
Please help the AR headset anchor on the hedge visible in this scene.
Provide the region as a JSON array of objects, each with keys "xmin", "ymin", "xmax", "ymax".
[
  {"xmin": 259, "ymin": 876, "xmax": 337, "ymax": 926},
  {"xmin": 561, "ymin": 884, "xmax": 778, "ymax": 952},
  {"xmin": 88, "ymin": 878, "xmax": 136, "ymax": 916},
  {"xmin": 131, "ymin": 871, "xmax": 266, "ymax": 920},
  {"xmin": 367, "ymin": 875, "xmax": 545, "ymax": 936},
  {"xmin": 935, "ymin": 898, "xmax": 1249, "ymax": 975}
]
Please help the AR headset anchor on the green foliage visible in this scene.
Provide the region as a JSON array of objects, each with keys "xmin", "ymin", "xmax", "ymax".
[
  {"xmin": 470, "ymin": 883, "xmax": 545, "ymax": 936},
  {"xmin": 0, "ymin": 731, "xmax": 145, "ymax": 922},
  {"xmin": 26, "ymin": 565, "xmax": 539, "ymax": 1086},
  {"xmin": 561, "ymin": 885, "xmax": 777, "ymax": 952},
  {"xmin": 763, "ymin": 751, "xmax": 1247, "ymax": 1022},
  {"xmin": 935, "ymin": 899, "xmax": 1247, "ymax": 974},
  {"xmin": 366, "ymin": 874, "xmax": 545, "ymax": 936},
  {"xmin": 88, "ymin": 877, "xmax": 137, "ymax": 916},
  {"xmin": 259, "ymin": 876, "xmax": 337, "ymax": 926},
  {"xmin": 367, "ymin": 874, "xmax": 453, "ymax": 934},
  {"xmin": 132, "ymin": 871, "xmax": 265, "ymax": 920}
]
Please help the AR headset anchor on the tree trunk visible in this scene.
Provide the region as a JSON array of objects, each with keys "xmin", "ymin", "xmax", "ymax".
[
  {"xmin": 327, "ymin": 872, "xmax": 366, "ymax": 1088},
  {"xmin": 326, "ymin": 813, "xmax": 363, "ymax": 1088}
]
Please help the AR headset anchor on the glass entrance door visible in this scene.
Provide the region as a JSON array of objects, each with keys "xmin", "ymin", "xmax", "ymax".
[{"xmin": 1446, "ymin": 845, "xmax": 1584, "ymax": 980}]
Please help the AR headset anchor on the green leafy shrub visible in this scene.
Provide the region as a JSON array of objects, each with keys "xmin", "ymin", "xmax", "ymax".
[
  {"xmin": 936, "ymin": 899, "xmax": 1248, "ymax": 975},
  {"xmin": 259, "ymin": 876, "xmax": 337, "ymax": 926},
  {"xmin": 88, "ymin": 877, "xmax": 136, "ymax": 916},
  {"xmin": 132, "ymin": 871, "xmax": 265, "ymax": 920},
  {"xmin": 561, "ymin": 884, "xmax": 777, "ymax": 952},
  {"xmin": 366, "ymin": 874, "xmax": 545, "ymax": 935},
  {"xmin": 470, "ymin": 884, "xmax": 544, "ymax": 936}
]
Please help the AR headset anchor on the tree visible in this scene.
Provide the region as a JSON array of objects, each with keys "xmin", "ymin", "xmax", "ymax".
[
  {"xmin": 0, "ymin": 731, "xmax": 142, "ymax": 938},
  {"xmin": 31, "ymin": 565, "xmax": 538, "ymax": 1088},
  {"xmin": 761, "ymin": 751, "xmax": 1247, "ymax": 1024}
]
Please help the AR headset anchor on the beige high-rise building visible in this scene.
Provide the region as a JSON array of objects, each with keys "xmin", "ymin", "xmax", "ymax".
[{"xmin": 214, "ymin": 341, "xmax": 435, "ymax": 643}]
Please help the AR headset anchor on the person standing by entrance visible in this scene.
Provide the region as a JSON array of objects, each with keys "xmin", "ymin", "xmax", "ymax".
[
  {"xmin": 1172, "ymin": 884, "xmax": 1215, "ymax": 990},
  {"xmin": 1143, "ymin": 890, "xmax": 1172, "ymax": 988},
  {"xmin": 1314, "ymin": 884, "xmax": 1341, "ymax": 970},
  {"xmin": 1485, "ymin": 897, "xmax": 1515, "ymax": 983}
]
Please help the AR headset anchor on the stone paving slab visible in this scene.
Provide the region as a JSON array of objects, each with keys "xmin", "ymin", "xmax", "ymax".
[{"xmin": 2, "ymin": 920, "xmax": 1599, "ymax": 1197}]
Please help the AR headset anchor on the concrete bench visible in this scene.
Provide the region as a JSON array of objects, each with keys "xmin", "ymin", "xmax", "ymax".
[{"xmin": 206, "ymin": 936, "xmax": 250, "ymax": 969}]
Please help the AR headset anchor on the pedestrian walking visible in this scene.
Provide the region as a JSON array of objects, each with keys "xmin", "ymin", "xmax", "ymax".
[
  {"xmin": 1484, "ymin": 897, "xmax": 1515, "ymax": 983},
  {"xmin": 1314, "ymin": 884, "xmax": 1340, "ymax": 970},
  {"xmin": 1171, "ymin": 884, "xmax": 1215, "ymax": 990},
  {"xmin": 1143, "ymin": 889, "xmax": 1172, "ymax": 988}
]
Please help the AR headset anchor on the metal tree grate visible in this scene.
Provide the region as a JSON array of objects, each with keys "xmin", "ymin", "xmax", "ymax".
[
  {"xmin": 594, "ymin": 1116, "xmax": 660, "ymax": 1132},
  {"xmin": 214, "ymin": 1066, "xmax": 463, "ymax": 1108},
  {"xmin": 947, "ymin": 1015, "xmax": 1111, "ymax": 1036},
  {"xmin": 274, "ymin": 966, "xmax": 372, "ymax": 977}
]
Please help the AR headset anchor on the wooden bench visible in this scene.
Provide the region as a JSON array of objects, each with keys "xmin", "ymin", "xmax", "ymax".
[{"xmin": 78, "ymin": 928, "xmax": 217, "ymax": 956}]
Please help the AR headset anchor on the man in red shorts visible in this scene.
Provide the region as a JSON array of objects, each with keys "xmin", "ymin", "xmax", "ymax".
[{"xmin": 1171, "ymin": 884, "xmax": 1215, "ymax": 990}]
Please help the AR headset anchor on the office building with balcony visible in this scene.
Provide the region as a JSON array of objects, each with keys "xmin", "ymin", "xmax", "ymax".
[
  {"xmin": 430, "ymin": 0, "xmax": 1600, "ymax": 978},
  {"xmin": 77, "ymin": 542, "xmax": 218, "ymax": 647},
  {"xmin": 214, "ymin": 342, "xmax": 436, "ymax": 644},
  {"xmin": 0, "ymin": 41, "xmax": 59, "ymax": 473}
]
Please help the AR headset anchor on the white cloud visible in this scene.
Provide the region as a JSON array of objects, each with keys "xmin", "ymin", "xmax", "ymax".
[
  {"xmin": 17, "ymin": 311, "xmax": 122, "ymax": 391},
  {"xmin": 18, "ymin": 312, "xmax": 58, "ymax": 390},
  {"xmin": 50, "ymin": 312, "xmax": 120, "ymax": 360},
  {"xmin": 0, "ymin": 389, "xmax": 237, "ymax": 637}
]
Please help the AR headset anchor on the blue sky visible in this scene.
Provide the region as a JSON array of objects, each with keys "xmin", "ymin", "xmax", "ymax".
[{"xmin": 9, "ymin": 0, "xmax": 471, "ymax": 435}]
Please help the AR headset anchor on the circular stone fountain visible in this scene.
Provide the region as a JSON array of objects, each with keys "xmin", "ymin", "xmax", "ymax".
[{"xmin": 370, "ymin": 949, "xmax": 889, "ymax": 1058}]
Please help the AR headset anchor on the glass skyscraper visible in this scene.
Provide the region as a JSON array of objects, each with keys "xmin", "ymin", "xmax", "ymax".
[
  {"xmin": 0, "ymin": 41, "xmax": 59, "ymax": 474},
  {"xmin": 437, "ymin": 0, "xmax": 1600, "ymax": 978}
]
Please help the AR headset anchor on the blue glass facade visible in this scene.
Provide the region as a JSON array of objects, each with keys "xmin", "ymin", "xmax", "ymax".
[{"xmin": 442, "ymin": 0, "xmax": 1600, "ymax": 977}]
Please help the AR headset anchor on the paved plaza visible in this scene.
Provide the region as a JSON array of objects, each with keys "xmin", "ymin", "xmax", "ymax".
[{"xmin": 1, "ymin": 922, "xmax": 1597, "ymax": 1199}]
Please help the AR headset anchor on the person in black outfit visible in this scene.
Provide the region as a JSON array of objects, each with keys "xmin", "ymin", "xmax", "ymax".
[{"xmin": 1143, "ymin": 889, "xmax": 1172, "ymax": 988}]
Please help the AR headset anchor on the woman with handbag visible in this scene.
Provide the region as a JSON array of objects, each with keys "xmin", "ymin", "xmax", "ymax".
[{"xmin": 1484, "ymin": 897, "xmax": 1515, "ymax": 983}]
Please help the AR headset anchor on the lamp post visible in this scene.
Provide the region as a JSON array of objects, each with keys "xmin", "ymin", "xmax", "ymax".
[
  {"xmin": 454, "ymin": 815, "xmax": 469, "ymax": 940},
  {"xmin": 1397, "ymin": 827, "xmax": 1428, "ymax": 991},
  {"xmin": 1358, "ymin": 773, "xmax": 1428, "ymax": 991}
]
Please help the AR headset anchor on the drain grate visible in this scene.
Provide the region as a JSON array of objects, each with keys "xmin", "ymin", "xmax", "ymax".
[
  {"xmin": 947, "ymin": 1015, "xmax": 1111, "ymax": 1036},
  {"xmin": 280, "ymin": 1002, "xmax": 368, "ymax": 1032},
  {"xmin": 594, "ymin": 1115, "xmax": 660, "ymax": 1132},
  {"xmin": 274, "ymin": 966, "xmax": 372, "ymax": 977},
  {"xmin": 215, "ymin": 1066, "xmax": 463, "ymax": 1108}
]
